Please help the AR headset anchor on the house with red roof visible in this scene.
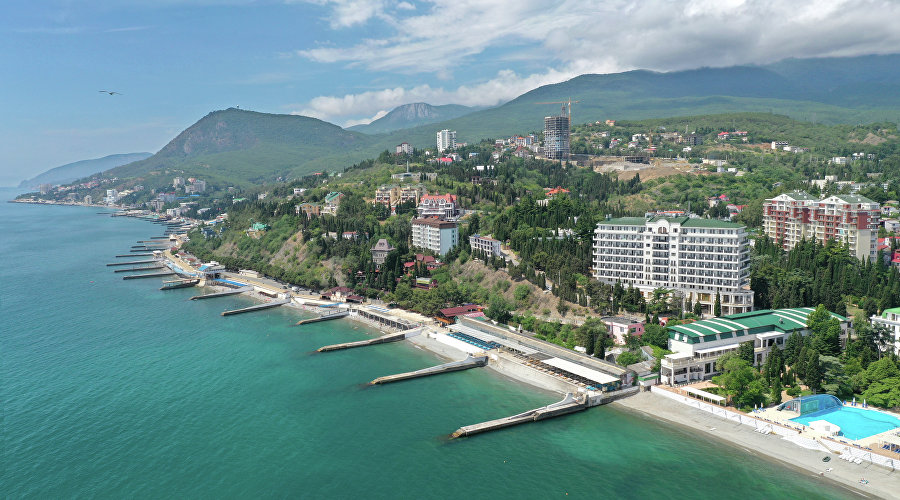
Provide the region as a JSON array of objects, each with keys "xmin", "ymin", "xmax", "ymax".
[
  {"xmin": 436, "ymin": 304, "xmax": 484, "ymax": 324},
  {"xmin": 417, "ymin": 193, "xmax": 460, "ymax": 220}
]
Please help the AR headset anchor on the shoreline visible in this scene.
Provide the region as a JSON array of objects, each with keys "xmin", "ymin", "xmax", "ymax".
[
  {"xmin": 615, "ymin": 391, "xmax": 900, "ymax": 498},
  {"xmin": 167, "ymin": 234, "xmax": 898, "ymax": 496}
]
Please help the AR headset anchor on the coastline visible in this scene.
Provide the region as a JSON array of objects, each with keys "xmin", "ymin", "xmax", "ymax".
[{"xmin": 615, "ymin": 391, "xmax": 900, "ymax": 499}]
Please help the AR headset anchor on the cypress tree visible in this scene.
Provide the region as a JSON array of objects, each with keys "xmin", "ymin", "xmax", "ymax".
[{"xmin": 714, "ymin": 291, "xmax": 722, "ymax": 317}]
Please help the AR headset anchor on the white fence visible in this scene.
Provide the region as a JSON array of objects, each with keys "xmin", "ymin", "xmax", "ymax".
[{"xmin": 651, "ymin": 386, "xmax": 799, "ymax": 436}]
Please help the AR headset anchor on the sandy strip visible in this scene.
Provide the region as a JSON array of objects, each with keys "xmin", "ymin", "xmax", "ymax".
[{"xmin": 615, "ymin": 391, "xmax": 900, "ymax": 499}]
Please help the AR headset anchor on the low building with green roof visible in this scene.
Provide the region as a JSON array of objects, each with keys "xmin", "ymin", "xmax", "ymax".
[{"xmin": 661, "ymin": 307, "xmax": 849, "ymax": 385}]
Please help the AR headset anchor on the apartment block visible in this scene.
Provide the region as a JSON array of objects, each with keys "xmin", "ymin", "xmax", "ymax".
[
  {"xmin": 763, "ymin": 191, "xmax": 880, "ymax": 261},
  {"xmin": 417, "ymin": 193, "xmax": 459, "ymax": 220},
  {"xmin": 592, "ymin": 216, "xmax": 753, "ymax": 316},
  {"xmin": 543, "ymin": 115, "xmax": 570, "ymax": 160},
  {"xmin": 436, "ymin": 129, "xmax": 457, "ymax": 153},
  {"xmin": 411, "ymin": 218, "xmax": 458, "ymax": 256},
  {"xmin": 469, "ymin": 234, "xmax": 502, "ymax": 257}
]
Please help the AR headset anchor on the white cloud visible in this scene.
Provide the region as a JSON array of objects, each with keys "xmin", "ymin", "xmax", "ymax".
[
  {"xmin": 293, "ymin": 0, "xmax": 900, "ymax": 123},
  {"xmin": 290, "ymin": 68, "xmax": 574, "ymax": 123},
  {"xmin": 342, "ymin": 109, "xmax": 390, "ymax": 127}
]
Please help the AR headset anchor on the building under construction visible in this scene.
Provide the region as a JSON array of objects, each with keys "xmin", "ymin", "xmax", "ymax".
[{"xmin": 543, "ymin": 110, "xmax": 570, "ymax": 160}]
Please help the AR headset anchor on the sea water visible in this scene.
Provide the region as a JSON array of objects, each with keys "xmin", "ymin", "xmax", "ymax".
[{"xmin": 1, "ymin": 202, "xmax": 854, "ymax": 499}]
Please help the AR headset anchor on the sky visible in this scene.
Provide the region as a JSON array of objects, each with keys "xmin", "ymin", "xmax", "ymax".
[{"xmin": 3, "ymin": 0, "xmax": 900, "ymax": 186}]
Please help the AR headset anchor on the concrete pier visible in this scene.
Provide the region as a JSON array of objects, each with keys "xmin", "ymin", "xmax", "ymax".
[
  {"xmin": 317, "ymin": 328, "xmax": 422, "ymax": 352},
  {"xmin": 189, "ymin": 287, "xmax": 252, "ymax": 300},
  {"xmin": 107, "ymin": 260, "xmax": 158, "ymax": 266},
  {"xmin": 370, "ymin": 355, "xmax": 487, "ymax": 385},
  {"xmin": 221, "ymin": 298, "xmax": 290, "ymax": 316},
  {"xmin": 295, "ymin": 311, "xmax": 349, "ymax": 326},
  {"xmin": 123, "ymin": 271, "xmax": 176, "ymax": 280},
  {"xmin": 113, "ymin": 265, "xmax": 164, "ymax": 273},
  {"xmin": 160, "ymin": 279, "xmax": 200, "ymax": 290},
  {"xmin": 149, "ymin": 236, "xmax": 169, "ymax": 239},
  {"xmin": 450, "ymin": 393, "xmax": 587, "ymax": 438},
  {"xmin": 116, "ymin": 253, "xmax": 154, "ymax": 257}
]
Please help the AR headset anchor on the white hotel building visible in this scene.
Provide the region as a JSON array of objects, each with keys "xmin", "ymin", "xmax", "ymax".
[
  {"xmin": 592, "ymin": 216, "xmax": 753, "ymax": 316},
  {"xmin": 411, "ymin": 218, "xmax": 458, "ymax": 256}
]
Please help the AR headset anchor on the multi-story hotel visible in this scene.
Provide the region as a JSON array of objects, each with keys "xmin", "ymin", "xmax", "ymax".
[
  {"xmin": 436, "ymin": 129, "xmax": 457, "ymax": 153},
  {"xmin": 592, "ymin": 216, "xmax": 753, "ymax": 316},
  {"xmin": 763, "ymin": 191, "xmax": 880, "ymax": 261},
  {"xmin": 411, "ymin": 218, "xmax": 458, "ymax": 256},
  {"xmin": 417, "ymin": 193, "xmax": 459, "ymax": 220},
  {"xmin": 661, "ymin": 307, "xmax": 848, "ymax": 385},
  {"xmin": 469, "ymin": 234, "xmax": 502, "ymax": 257}
]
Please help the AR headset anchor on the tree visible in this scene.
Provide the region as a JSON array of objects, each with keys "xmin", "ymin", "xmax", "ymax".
[
  {"xmin": 693, "ymin": 300, "xmax": 702, "ymax": 317},
  {"xmin": 485, "ymin": 295, "xmax": 513, "ymax": 324},
  {"xmin": 713, "ymin": 357, "xmax": 765, "ymax": 409},
  {"xmin": 805, "ymin": 349, "xmax": 824, "ymax": 392},
  {"xmin": 513, "ymin": 284, "xmax": 531, "ymax": 302},
  {"xmin": 738, "ymin": 340, "xmax": 755, "ymax": 366},
  {"xmin": 642, "ymin": 324, "xmax": 669, "ymax": 349},
  {"xmin": 617, "ymin": 350, "xmax": 642, "ymax": 367},
  {"xmin": 784, "ymin": 331, "xmax": 803, "ymax": 366},
  {"xmin": 764, "ymin": 346, "xmax": 784, "ymax": 384},
  {"xmin": 714, "ymin": 291, "xmax": 722, "ymax": 317},
  {"xmin": 576, "ymin": 318, "xmax": 608, "ymax": 357},
  {"xmin": 769, "ymin": 380, "xmax": 783, "ymax": 405}
]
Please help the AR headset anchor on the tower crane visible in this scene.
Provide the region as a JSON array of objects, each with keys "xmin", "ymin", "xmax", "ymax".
[{"xmin": 534, "ymin": 98, "xmax": 580, "ymax": 127}]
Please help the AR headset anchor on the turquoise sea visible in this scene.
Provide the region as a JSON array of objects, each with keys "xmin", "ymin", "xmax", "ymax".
[{"xmin": 1, "ymin": 201, "xmax": 856, "ymax": 499}]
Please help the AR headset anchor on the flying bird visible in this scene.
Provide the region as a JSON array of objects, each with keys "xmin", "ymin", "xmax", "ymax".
[{"xmin": 98, "ymin": 90, "xmax": 122, "ymax": 95}]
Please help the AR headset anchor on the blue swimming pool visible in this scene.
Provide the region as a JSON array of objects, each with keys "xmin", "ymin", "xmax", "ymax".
[{"xmin": 791, "ymin": 406, "xmax": 900, "ymax": 440}]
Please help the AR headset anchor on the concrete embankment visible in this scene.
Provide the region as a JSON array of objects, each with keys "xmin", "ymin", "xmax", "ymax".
[
  {"xmin": 123, "ymin": 271, "xmax": 176, "ymax": 280},
  {"xmin": 450, "ymin": 393, "xmax": 587, "ymax": 438},
  {"xmin": 221, "ymin": 298, "xmax": 290, "ymax": 316},
  {"xmin": 190, "ymin": 287, "xmax": 252, "ymax": 300},
  {"xmin": 370, "ymin": 355, "xmax": 488, "ymax": 385},
  {"xmin": 107, "ymin": 260, "xmax": 157, "ymax": 266},
  {"xmin": 113, "ymin": 265, "xmax": 164, "ymax": 273},
  {"xmin": 317, "ymin": 328, "xmax": 422, "ymax": 352},
  {"xmin": 295, "ymin": 311, "xmax": 348, "ymax": 326}
]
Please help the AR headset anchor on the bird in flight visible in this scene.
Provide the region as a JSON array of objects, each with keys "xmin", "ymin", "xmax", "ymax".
[{"xmin": 98, "ymin": 90, "xmax": 122, "ymax": 95}]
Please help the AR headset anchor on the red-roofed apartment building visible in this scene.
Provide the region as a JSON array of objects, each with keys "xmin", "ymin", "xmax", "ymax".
[{"xmin": 417, "ymin": 193, "xmax": 460, "ymax": 220}]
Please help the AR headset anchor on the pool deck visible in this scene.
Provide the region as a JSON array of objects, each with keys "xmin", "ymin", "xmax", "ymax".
[{"xmin": 756, "ymin": 404, "xmax": 900, "ymax": 455}]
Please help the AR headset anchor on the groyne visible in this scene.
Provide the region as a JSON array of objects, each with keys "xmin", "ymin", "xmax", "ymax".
[
  {"xmin": 221, "ymin": 298, "xmax": 290, "ymax": 316},
  {"xmin": 317, "ymin": 328, "xmax": 422, "ymax": 352},
  {"xmin": 450, "ymin": 393, "xmax": 587, "ymax": 438},
  {"xmin": 370, "ymin": 354, "xmax": 487, "ymax": 385}
]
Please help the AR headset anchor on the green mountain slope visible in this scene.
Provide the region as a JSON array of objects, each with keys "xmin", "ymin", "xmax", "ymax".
[
  {"xmin": 106, "ymin": 108, "xmax": 387, "ymax": 186},
  {"xmin": 348, "ymin": 102, "xmax": 477, "ymax": 134},
  {"xmin": 19, "ymin": 152, "xmax": 152, "ymax": 189}
]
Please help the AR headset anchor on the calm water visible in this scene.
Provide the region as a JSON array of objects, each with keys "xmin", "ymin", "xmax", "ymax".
[{"xmin": 1, "ymin": 202, "xmax": 855, "ymax": 499}]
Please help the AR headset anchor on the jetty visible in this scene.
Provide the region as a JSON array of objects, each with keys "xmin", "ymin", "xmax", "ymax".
[
  {"xmin": 317, "ymin": 328, "xmax": 422, "ymax": 352},
  {"xmin": 295, "ymin": 310, "xmax": 349, "ymax": 326},
  {"xmin": 160, "ymin": 278, "xmax": 200, "ymax": 290},
  {"xmin": 149, "ymin": 236, "xmax": 169, "ymax": 239},
  {"xmin": 107, "ymin": 260, "xmax": 157, "ymax": 267},
  {"xmin": 123, "ymin": 271, "xmax": 176, "ymax": 280},
  {"xmin": 370, "ymin": 355, "xmax": 488, "ymax": 385},
  {"xmin": 116, "ymin": 253, "xmax": 155, "ymax": 257},
  {"xmin": 450, "ymin": 393, "xmax": 587, "ymax": 438},
  {"xmin": 190, "ymin": 287, "xmax": 252, "ymax": 300},
  {"xmin": 113, "ymin": 265, "xmax": 164, "ymax": 273},
  {"xmin": 221, "ymin": 298, "xmax": 290, "ymax": 316}
]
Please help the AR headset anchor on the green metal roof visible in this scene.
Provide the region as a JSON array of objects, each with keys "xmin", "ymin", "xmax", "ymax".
[
  {"xmin": 601, "ymin": 217, "xmax": 648, "ymax": 226},
  {"xmin": 668, "ymin": 307, "xmax": 848, "ymax": 344},
  {"xmin": 829, "ymin": 194, "xmax": 876, "ymax": 204},
  {"xmin": 781, "ymin": 190, "xmax": 818, "ymax": 201},
  {"xmin": 679, "ymin": 218, "xmax": 743, "ymax": 228},
  {"xmin": 882, "ymin": 307, "xmax": 900, "ymax": 318}
]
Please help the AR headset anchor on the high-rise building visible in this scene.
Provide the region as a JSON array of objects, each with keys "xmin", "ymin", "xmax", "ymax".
[
  {"xmin": 763, "ymin": 191, "xmax": 880, "ymax": 261},
  {"xmin": 436, "ymin": 130, "xmax": 457, "ymax": 153},
  {"xmin": 543, "ymin": 114, "xmax": 570, "ymax": 160},
  {"xmin": 592, "ymin": 216, "xmax": 753, "ymax": 316},
  {"xmin": 411, "ymin": 218, "xmax": 458, "ymax": 256}
]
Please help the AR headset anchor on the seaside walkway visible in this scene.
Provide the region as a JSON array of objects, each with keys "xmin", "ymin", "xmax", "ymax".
[
  {"xmin": 451, "ymin": 393, "xmax": 587, "ymax": 438},
  {"xmin": 370, "ymin": 355, "xmax": 488, "ymax": 385}
]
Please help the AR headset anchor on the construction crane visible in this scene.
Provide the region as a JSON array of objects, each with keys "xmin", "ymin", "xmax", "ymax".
[{"xmin": 534, "ymin": 98, "xmax": 580, "ymax": 126}]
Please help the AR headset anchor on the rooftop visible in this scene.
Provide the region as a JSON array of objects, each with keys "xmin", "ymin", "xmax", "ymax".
[
  {"xmin": 599, "ymin": 216, "xmax": 743, "ymax": 229},
  {"xmin": 668, "ymin": 307, "xmax": 848, "ymax": 343}
]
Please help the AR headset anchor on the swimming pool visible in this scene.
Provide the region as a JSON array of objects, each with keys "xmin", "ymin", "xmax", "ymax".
[{"xmin": 791, "ymin": 406, "xmax": 900, "ymax": 440}]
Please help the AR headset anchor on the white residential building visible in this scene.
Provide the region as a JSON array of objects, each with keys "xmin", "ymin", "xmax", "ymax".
[
  {"xmin": 411, "ymin": 218, "xmax": 458, "ymax": 256},
  {"xmin": 872, "ymin": 307, "xmax": 900, "ymax": 356},
  {"xmin": 436, "ymin": 129, "xmax": 457, "ymax": 153},
  {"xmin": 469, "ymin": 234, "xmax": 502, "ymax": 257},
  {"xmin": 417, "ymin": 193, "xmax": 459, "ymax": 220},
  {"xmin": 592, "ymin": 216, "xmax": 753, "ymax": 316}
]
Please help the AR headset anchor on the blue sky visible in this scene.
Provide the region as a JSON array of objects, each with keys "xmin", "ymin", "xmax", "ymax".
[{"xmin": 3, "ymin": 0, "xmax": 900, "ymax": 186}]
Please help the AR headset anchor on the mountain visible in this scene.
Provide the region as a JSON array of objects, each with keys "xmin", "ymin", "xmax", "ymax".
[
  {"xmin": 105, "ymin": 108, "xmax": 386, "ymax": 186},
  {"xmin": 384, "ymin": 54, "xmax": 900, "ymax": 147},
  {"xmin": 19, "ymin": 152, "xmax": 152, "ymax": 189},
  {"xmin": 96, "ymin": 54, "xmax": 900, "ymax": 187},
  {"xmin": 347, "ymin": 103, "xmax": 477, "ymax": 134}
]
